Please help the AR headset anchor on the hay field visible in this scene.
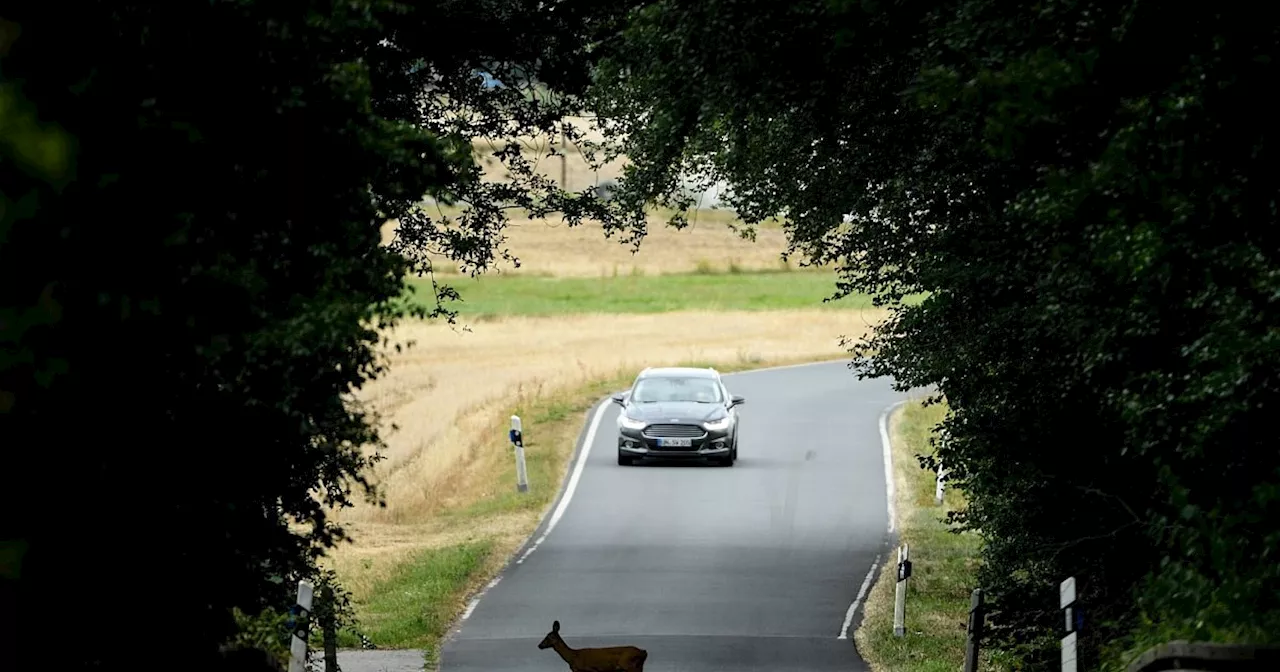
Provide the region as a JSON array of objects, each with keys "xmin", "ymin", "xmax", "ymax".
[
  {"xmin": 381, "ymin": 210, "xmax": 800, "ymax": 278},
  {"xmin": 329, "ymin": 309, "xmax": 887, "ymax": 598},
  {"xmin": 325, "ymin": 129, "xmax": 880, "ymax": 649},
  {"xmin": 381, "ymin": 118, "xmax": 808, "ymax": 278}
]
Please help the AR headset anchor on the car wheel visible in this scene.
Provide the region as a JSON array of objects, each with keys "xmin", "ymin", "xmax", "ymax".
[
  {"xmin": 617, "ymin": 450, "xmax": 634, "ymax": 466},
  {"xmin": 718, "ymin": 454, "xmax": 735, "ymax": 467}
]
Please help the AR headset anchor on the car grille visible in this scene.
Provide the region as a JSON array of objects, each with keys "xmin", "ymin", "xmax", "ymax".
[{"xmin": 643, "ymin": 424, "xmax": 705, "ymax": 438}]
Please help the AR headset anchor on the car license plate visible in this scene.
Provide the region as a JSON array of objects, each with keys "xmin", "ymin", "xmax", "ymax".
[{"xmin": 658, "ymin": 438, "xmax": 692, "ymax": 448}]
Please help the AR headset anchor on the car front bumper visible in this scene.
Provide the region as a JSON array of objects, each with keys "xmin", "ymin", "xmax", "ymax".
[{"xmin": 617, "ymin": 424, "xmax": 732, "ymax": 460}]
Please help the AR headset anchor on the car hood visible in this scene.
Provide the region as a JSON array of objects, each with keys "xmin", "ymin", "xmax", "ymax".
[{"xmin": 624, "ymin": 401, "xmax": 725, "ymax": 423}]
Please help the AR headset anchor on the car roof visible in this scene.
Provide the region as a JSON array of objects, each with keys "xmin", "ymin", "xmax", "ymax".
[{"xmin": 635, "ymin": 366, "xmax": 720, "ymax": 380}]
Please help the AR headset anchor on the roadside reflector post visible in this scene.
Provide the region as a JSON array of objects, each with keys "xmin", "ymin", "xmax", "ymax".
[
  {"xmin": 1061, "ymin": 576, "xmax": 1081, "ymax": 672},
  {"xmin": 287, "ymin": 579, "xmax": 314, "ymax": 672},
  {"xmin": 893, "ymin": 543, "xmax": 911, "ymax": 637},
  {"xmin": 511, "ymin": 415, "xmax": 529, "ymax": 493}
]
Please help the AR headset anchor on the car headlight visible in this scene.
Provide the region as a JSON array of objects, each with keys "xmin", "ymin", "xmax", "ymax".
[
  {"xmin": 617, "ymin": 415, "xmax": 647, "ymax": 430},
  {"xmin": 702, "ymin": 416, "xmax": 731, "ymax": 431}
]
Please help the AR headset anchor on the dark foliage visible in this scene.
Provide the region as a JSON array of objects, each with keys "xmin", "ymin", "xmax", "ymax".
[
  {"xmin": 586, "ymin": 0, "xmax": 1280, "ymax": 667},
  {"xmin": 0, "ymin": 1, "xmax": 626, "ymax": 670}
]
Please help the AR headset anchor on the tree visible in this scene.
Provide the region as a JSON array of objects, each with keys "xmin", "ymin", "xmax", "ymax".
[
  {"xmin": 0, "ymin": 1, "xmax": 627, "ymax": 669},
  {"xmin": 585, "ymin": 0, "xmax": 1280, "ymax": 667}
]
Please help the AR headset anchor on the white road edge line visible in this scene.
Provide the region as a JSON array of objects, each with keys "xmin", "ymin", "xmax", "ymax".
[
  {"xmin": 455, "ymin": 400, "xmax": 610, "ymax": 633},
  {"xmin": 880, "ymin": 400, "xmax": 907, "ymax": 535},
  {"xmin": 836, "ymin": 399, "xmax": 907, "ymax": 640},
  {"xmin": 460, "ymin": 575, "xmax": 502, "ymax": 621},
  {"xmin": 838, "ymin": 554, "xmax": 881, "ymax": 640},
  {"xmin": 515, "ymin": 399, "xmax": 611, "ymax": 565}
]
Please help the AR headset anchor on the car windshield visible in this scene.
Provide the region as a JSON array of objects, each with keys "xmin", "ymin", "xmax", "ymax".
[{"xmin": 631, "ymin": 376, "xmax": 722, "ymax": 403}]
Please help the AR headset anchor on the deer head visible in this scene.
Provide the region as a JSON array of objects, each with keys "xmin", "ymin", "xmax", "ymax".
[{"xmin": 537, "ymin": 620, "xmax": 562, "ymax": 650}]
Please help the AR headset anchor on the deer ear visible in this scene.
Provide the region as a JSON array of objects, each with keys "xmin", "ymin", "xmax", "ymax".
[{"xmin": 553, "ymin": 620, "xmax": 560, "ymax": 632}]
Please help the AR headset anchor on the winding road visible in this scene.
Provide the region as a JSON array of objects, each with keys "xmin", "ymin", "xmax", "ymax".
[{"xmin": 341, "ymin": 361, "xmax": 913, "ymax": 672}]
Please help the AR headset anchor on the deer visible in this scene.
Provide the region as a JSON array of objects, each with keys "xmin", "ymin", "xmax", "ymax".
[{"xmin": 536, "ymin": 620, "xmax": 648, "ymax": 672}]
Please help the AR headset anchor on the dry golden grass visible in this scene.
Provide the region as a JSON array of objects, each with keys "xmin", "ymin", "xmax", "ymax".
[
  {"xmin": 469, "ymin": 117, "xmax": 628, "ymax": 194},
  {"xmin": 380, "ymin": 214, "xmax": 801, "ymax": 278},
  {"xmin": 379, "ymin": 117, "xmax": 812, "ymax": 277},
  {"xmin": 326, "ymin": 308, "xmax": 888, "ymax": 598},
  {"xmin": 497, "ymin": 215, "xmax": 796, "ymax": 277}
]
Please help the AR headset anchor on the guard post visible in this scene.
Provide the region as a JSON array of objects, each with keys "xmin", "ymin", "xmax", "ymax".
[
  {"xmin": 286, "ymin": 579, "xmax": 314, "ymax": 672},
  {"xmin": 1061, "ymin": 576, "xmax": 1082, "ymax": 672},
  {"xmin": 510, "ymin": 415, "xmax": 529, "ymax": 493},
  {"xmin": 893, "ymin": 543, "xmax": 912, "ymax": 637}
]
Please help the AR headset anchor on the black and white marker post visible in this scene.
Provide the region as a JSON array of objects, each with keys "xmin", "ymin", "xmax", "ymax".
[
  {"xmin": 510, "ymin": 415, "xmax": 529, "ymax": 493},
  {"xmin": 1061, "ymin": 576, "xmax": 1082, "ymax": 672},
  {"xmin": 893, "ymin": 543, "xmax": 912, "ymax": 637},
  {"xmin": 287, "ymin": 578, "xmax": 314, "ymax": 672}
]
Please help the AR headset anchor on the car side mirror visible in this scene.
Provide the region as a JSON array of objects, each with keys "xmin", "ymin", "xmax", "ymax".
[
  {"xmin": 730, "ymin": 395, "xmax": 745, "ymax": 407},
  {"xmin": 611, "ymin": 394, "xmax": 627, "ymax": 406}
]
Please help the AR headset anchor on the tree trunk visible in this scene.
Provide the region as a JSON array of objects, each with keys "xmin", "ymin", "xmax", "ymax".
[{"xmin": 323, "ymin": 624, "xmax": 338, "ymax": 672}]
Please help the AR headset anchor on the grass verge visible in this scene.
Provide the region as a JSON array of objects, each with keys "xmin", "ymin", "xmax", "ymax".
[
  {"xmin": 332, "ymin": 352, "xmax": 845, "ymax": 662},
  {"xmin": 854, "ymin": 399, "xmax": 1011, "ymax": 672},
  {"xmin": 348, "ymin": 541, "xmax": 493, "ymax": 652},
  {"xmin": 407, "ymin": 270, "xmax": 922, "ymax": 317}
]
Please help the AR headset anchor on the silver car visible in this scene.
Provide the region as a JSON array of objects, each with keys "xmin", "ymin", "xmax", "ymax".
[{"xmin": 612, "ymin": 367, "xmax": 745, "ymax": 467}]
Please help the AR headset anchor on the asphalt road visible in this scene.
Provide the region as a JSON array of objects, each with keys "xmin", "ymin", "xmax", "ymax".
[
  {"xmin": 337, "ymin": 361, "xmax": 913, "ymax": 672},
  {"xmin": 445, "ymin": 360, "xmax": 916, "ymax": 670}
]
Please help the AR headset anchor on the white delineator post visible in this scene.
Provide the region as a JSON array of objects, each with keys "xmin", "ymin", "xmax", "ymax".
[
  {"xmin": 1061, "ymin": 576, "xmax": 1079, "ymax": 672},
  {"xmin": 893, "ymin": 543, "xmax": 911, "ymax": 637},
  {"xmin": 287, "ymin": 579, "xmax": 314, "ymax": 672},
  {"xmin": 935, "ymin": 429, "xmax": 951, "ymax": 505},
  {"xmin": 511, "ymin": 415, "xmax": 529, "ymax": 493}
]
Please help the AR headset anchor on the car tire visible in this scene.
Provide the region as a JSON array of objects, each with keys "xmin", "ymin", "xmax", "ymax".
[
  {"xmin": 718, "ymin": 454, "xmax": 735, "ymax": 467},
  {"xmin": 618, "ymin": 451, "xmax": 634, "ymax": 466}
]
